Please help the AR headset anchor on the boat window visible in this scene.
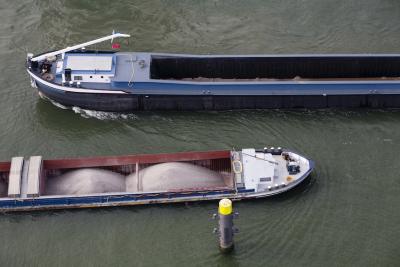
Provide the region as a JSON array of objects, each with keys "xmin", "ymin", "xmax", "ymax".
[
  {"xmin": 64, "ymin": 68, "xmax": 71, "ymax": 82},
  {"xmin": 74, "ymin": 76, "xmax": 83, "ymax": 81},
  {"xmin": 260, "ymin": 177, "xmax": 271, "ymax": 182}
]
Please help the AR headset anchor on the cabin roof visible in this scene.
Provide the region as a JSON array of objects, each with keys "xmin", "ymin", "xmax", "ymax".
[
  {"xmin": 65, "ymin": 54, "xmax": 113, "ymax": 71},
  {"xmin": 63, "ymin": 53, "xmax": 116, "ymax": 76}
]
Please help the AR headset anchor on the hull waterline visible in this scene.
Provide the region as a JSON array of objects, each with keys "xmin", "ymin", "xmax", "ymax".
[{"xmin": 30, "ymin": 72, "xmax": 400, "ymax": 111}]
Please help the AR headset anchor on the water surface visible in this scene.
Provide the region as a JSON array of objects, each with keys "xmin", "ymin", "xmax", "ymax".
[{"xmin": 0, "ymin": 1, "xmax": 399, "ymax": 266}]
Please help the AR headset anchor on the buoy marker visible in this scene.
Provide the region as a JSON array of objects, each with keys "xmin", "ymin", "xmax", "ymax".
[{"xmin": 214, "ymin": 198, "xmax": 237, "ymax": 253}]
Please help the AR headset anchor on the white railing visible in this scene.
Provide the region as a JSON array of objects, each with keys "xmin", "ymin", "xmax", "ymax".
[{"xmin": 31, "ymin": 32, "xmax": 130, "ymax": 62}]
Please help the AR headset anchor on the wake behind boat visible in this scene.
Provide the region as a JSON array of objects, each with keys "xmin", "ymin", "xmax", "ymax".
[
  {"xmin": 0, "ymin": 147, "xmax": 313, "ymax": 212},
  {"xmin": 26, "ymin": 32, "xmax": 400, "ymax": 111}
]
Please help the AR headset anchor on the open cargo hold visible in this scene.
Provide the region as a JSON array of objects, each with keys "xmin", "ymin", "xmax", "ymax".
[
  {"xmin": 42, "ymin": 151, "xmax": 234, "ymax": 195},
  {"xmin": 0, "ymin": 161, "xmax": 10, "ymax": 197},
  {"xmin": 0, "ymin": 148, "xmax": 313, "ymax": 212},
  {"xmin": 150, "ymin": 55, "xmax": 400, "ymax": 80}
]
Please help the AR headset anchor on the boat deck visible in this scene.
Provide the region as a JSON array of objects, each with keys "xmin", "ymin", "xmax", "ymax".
[
  {"xmin": 112, "ymin": 53, "xmax": 136, "ymax": 82},
  {"xmin": 275, "ymin": 154, "xmax": 310, "ymax": 185},
  {"xmin": 50, "ymin": 52, "xmax": 400, "ymax": 86}
]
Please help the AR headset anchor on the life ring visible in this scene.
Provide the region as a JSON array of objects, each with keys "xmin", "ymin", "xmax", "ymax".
[
  {"xmin": 232, "ymin": 160, "xmax": 243, "ymax": 174},
  {"xmin": 286, "ymin": 176, "xmax": 293, "ymax": 182}
]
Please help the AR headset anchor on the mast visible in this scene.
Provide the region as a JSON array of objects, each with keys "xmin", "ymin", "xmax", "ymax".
[{"xmin": 30, "ymin": 32, "xmax": 130, "ymax": 62}]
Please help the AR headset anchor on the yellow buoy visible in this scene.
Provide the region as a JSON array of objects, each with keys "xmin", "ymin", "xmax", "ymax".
[{"xmin": 218, "ymin": 198, "xmax": 232, "ymax": 215}]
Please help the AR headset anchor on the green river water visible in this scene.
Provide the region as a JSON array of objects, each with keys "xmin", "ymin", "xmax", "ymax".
[{"xmin": 0, "ymin": 1, "xmax": 399, "ymax": 266}]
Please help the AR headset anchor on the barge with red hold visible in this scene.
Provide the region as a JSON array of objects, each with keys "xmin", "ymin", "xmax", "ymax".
[
  {"xmin": 0, "ymin": 147, "xmax": 313, "ymax": 212},
  {"xmin": 26, "ymin": 32, "xmax": 400, "ymax": 111}
]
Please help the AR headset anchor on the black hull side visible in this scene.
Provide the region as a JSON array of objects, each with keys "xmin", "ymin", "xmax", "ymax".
[
  {"xmin": 38, "ymin": 82, "xmax": 139, "ymax": 111},
  {"xmin": 36, "ymin": 83, "xmax": 400, "ymax": 111}
]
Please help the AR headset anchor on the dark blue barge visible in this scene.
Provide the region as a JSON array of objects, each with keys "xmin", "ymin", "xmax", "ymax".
[
  {"xmin": 26, "ymin": 33, "xmax": 400, "ymax": 111},
  {"xmin": 0, "ymin": 148, "xmax": 313, "ymax": 212}
]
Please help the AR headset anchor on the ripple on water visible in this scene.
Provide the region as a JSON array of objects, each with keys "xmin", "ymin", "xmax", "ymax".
[{"xmin": 1, "ymin": 0, "xmax": 400, "ymax": 266}]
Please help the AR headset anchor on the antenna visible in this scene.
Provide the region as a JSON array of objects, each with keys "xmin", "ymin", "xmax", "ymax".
[{"xmin": 111, "ymin": 30, "xmax": 115, "ymax": 43}]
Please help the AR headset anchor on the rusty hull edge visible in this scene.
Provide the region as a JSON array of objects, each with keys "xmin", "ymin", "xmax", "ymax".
[{"xmin": 43, "ymin": 150, "xmax": 231, "ymax": 169}]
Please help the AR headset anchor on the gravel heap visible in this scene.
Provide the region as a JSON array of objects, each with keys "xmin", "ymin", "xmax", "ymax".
[
  {"xmin": 45, "ymin": 163, "xmax": 226, "ymax": 196},
  {"xmin": 126, "ymin": 162, "xmax": 226, "ymax": 192},
  {"xmin": 46, "ymin": 168, "xmax": 125, "ymax": 195}
]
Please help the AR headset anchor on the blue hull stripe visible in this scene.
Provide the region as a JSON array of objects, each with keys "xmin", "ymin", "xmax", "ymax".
[{"xmin": 0, "ymin": 190, "xmax": 236, "ymax": 209}]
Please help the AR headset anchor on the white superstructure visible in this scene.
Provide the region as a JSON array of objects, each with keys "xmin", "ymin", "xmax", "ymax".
[
  {"xmin": 242, "ymin": 148, "xmax": 277, "ymax": 192},
  {"xmin": 235, "ymin": 148, "xmax": 311, "ymax": 193}
]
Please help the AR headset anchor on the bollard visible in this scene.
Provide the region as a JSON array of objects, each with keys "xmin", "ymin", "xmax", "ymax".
[{"xmin": 218, "ymin": 198, "xmax": 235, "ymax": 252}]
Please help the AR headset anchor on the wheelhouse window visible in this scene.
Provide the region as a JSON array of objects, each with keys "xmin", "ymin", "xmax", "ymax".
[{"xmin": 260, "ymin": 177, "xmax": 272, "ymax": 182}]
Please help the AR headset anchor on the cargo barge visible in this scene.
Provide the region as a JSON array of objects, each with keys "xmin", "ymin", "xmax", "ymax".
[
  {"xmin": 0, "ymin": 147, "xmax": 313, "ymax": 212},
  {"xmin": 26, "ymin": 33, "xmax": 400, "ymax": 111}
]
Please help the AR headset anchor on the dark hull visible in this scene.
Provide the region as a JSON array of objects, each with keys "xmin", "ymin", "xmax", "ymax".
[{"xmin": 37, "ymin": 81, "xmax": 400, "ymax": 111}]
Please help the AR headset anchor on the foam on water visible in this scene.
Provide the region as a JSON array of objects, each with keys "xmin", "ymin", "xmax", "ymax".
[
  {"xmin": 42, "ymin": 95, "xmax": 139, "ymax": 120},
  {"xmin": 2, "ymin": 1, "xmax": 400, "ymax": 266},
  {"xmin": 49, "ymin": 100, "xmax": 68, "ymax": 110},
  {"xmin": 72, "ymin": 106, "xmax": 139, "ymax": 120},
  {"xmin": 38, "ymin": 92, "xmax": 68, "ymax": 110},
  {"xmin": 39, "ymin": 93, "xmax": 139, "ymax": 120}
]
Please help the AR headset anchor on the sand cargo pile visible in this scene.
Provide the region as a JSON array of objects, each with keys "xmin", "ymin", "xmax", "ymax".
[
  {"xmin": 46, "ymin": 169, "xmax": 126, "ymax": 195},
  {"xmin": 45, "ymin": 163, "xmax": 227, "ymax": 195},
  {"xmin": 125, "ymin": 162, "xmax": 227, "ymax": 192}
]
